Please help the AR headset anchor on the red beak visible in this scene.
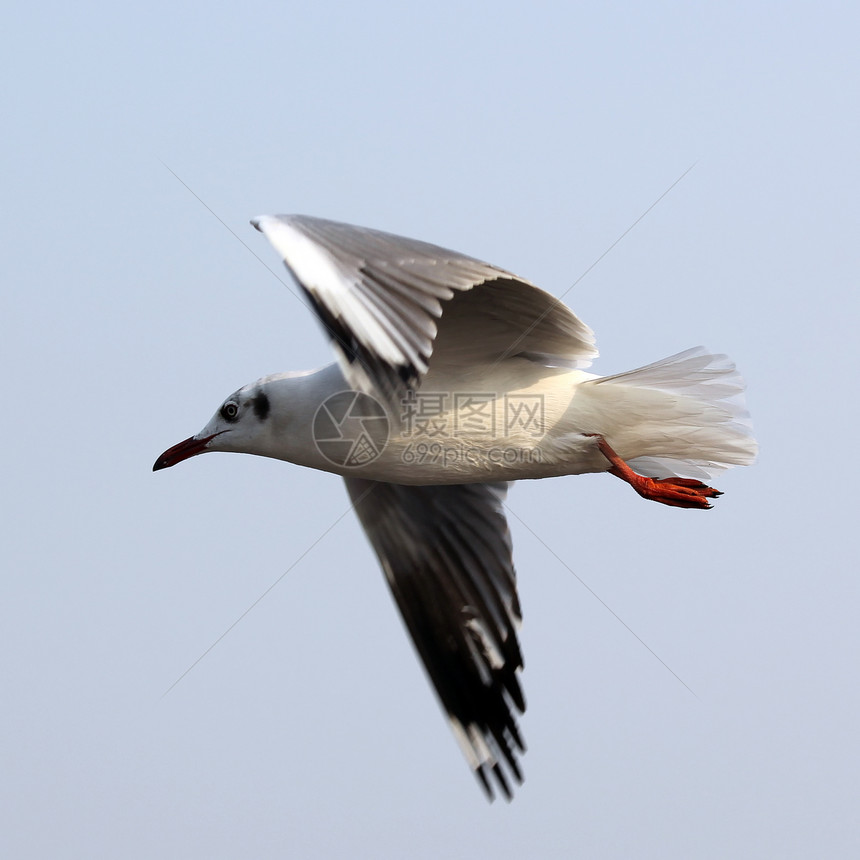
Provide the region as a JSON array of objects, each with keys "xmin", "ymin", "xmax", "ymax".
[{"xmin": 153, "ymin": 434, "xmax": 216, "ymax": 471}]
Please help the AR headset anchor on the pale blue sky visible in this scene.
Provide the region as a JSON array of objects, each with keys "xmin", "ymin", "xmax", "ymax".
[{"xmin": 3, "ymin": 2, "xmax": 859, "ymax": 857}]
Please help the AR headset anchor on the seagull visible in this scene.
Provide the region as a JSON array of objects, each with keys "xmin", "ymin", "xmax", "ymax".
[{"xmin": 154, "ymin": 215, "xmax": 757, "ymax": 800}]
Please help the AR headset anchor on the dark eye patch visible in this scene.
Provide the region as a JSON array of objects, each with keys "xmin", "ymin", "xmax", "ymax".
[{"xmin": 253, "ymin": 392, "xmax": 270, "ymax": 420}]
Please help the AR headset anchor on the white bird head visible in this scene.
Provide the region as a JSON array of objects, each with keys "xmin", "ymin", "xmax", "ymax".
[{"xmin": 153, "ymin": 382, "xmax": 274, "ymax": 471}]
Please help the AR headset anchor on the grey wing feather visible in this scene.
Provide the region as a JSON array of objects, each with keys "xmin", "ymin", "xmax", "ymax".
[
  {"xmin": 344, "ymin": 477, "xmax": 526, "ymax": 800},
  {"xmin": 253, "ymin": 214, "xmax": 596, "ymax": 403}
]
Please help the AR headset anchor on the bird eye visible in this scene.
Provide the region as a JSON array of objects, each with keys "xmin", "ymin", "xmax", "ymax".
[{"xmin": 221, "ymin": 401, "xmax": 240, "ymax": 421}]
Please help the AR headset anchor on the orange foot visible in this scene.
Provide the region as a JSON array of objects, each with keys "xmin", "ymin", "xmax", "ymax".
[{"xmin": 595, "ymin": 437, "xmax": 722, "ymax": 510}]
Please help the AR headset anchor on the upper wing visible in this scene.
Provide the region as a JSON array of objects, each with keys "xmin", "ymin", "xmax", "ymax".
[
  {"xmin": 344, "ymin": 477, "xmax": 525, "ymax": 800},
  {"xmin": 253, "ymin": 214, "xmax": 596, "ymax": 403}
]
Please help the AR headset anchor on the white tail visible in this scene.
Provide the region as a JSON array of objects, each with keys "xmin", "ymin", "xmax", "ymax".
[{"xmin": 587, "ymin": 347, "xmax": 758, "ymax": 479}]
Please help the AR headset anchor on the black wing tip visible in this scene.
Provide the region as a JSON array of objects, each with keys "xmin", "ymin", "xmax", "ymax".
[
  {"xmin": 469, "ymin": 707, "xmax": 527, "ymax": 802},
  {"xmin": 476, "ymin": 766, "xmax": 494, "ymax": 801},
  {"xmin": 475, "ymin": 759, "xmax": 524, "ymax": 803}
]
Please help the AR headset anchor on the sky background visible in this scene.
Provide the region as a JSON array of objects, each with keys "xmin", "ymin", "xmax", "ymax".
[{"xmin": 3, "ymin": 2, "xmax": 859, "ymax": 857}]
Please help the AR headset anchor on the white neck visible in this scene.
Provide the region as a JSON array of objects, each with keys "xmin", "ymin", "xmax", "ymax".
[{"xmin": 248, "ymin": 363, "xmax": 351, "ymax": 472}]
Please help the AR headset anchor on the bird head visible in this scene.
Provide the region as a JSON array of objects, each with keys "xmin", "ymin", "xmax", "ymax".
[{"xmin": 153, "ymin": 384, "xmax": 273, "ymax": 471}]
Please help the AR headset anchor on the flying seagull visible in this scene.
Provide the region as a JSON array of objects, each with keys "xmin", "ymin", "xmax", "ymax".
[{"xmin": 154, "ymin": 215, "xmax": 757, "ymax": 800}]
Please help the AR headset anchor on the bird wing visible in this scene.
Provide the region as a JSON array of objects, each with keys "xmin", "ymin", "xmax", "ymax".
[
  {"xmin": 343, "ymin": 477, "xmax": 526, "ymax": 800},
  {"xmin": 253, "ymin": 214, "xmax": 596, "ymax": 404}
]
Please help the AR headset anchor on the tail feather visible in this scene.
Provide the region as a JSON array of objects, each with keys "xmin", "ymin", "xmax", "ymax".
[{"xmin": 589, "ymin": 347, "xmax": 757, "ymax": 479}]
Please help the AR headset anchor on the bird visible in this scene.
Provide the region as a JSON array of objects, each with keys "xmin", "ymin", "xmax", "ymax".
[{"xmin": 154, "ymin": 214, "xmax": 757, "ymax": 800}]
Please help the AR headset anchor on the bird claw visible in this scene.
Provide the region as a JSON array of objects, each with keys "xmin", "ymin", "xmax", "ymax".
[
  {"xmin": 594, "ymin": 436, "xmax": 722, "ymax": 510},
  {"xmin": 629, "ymin": 475, "xmax": 721, "ymax": 509}
]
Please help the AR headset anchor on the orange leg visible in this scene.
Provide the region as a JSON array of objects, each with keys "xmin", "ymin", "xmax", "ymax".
[{"xmin": 594, "ymin": 437, "xmax": 722, "ymax": 510}]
